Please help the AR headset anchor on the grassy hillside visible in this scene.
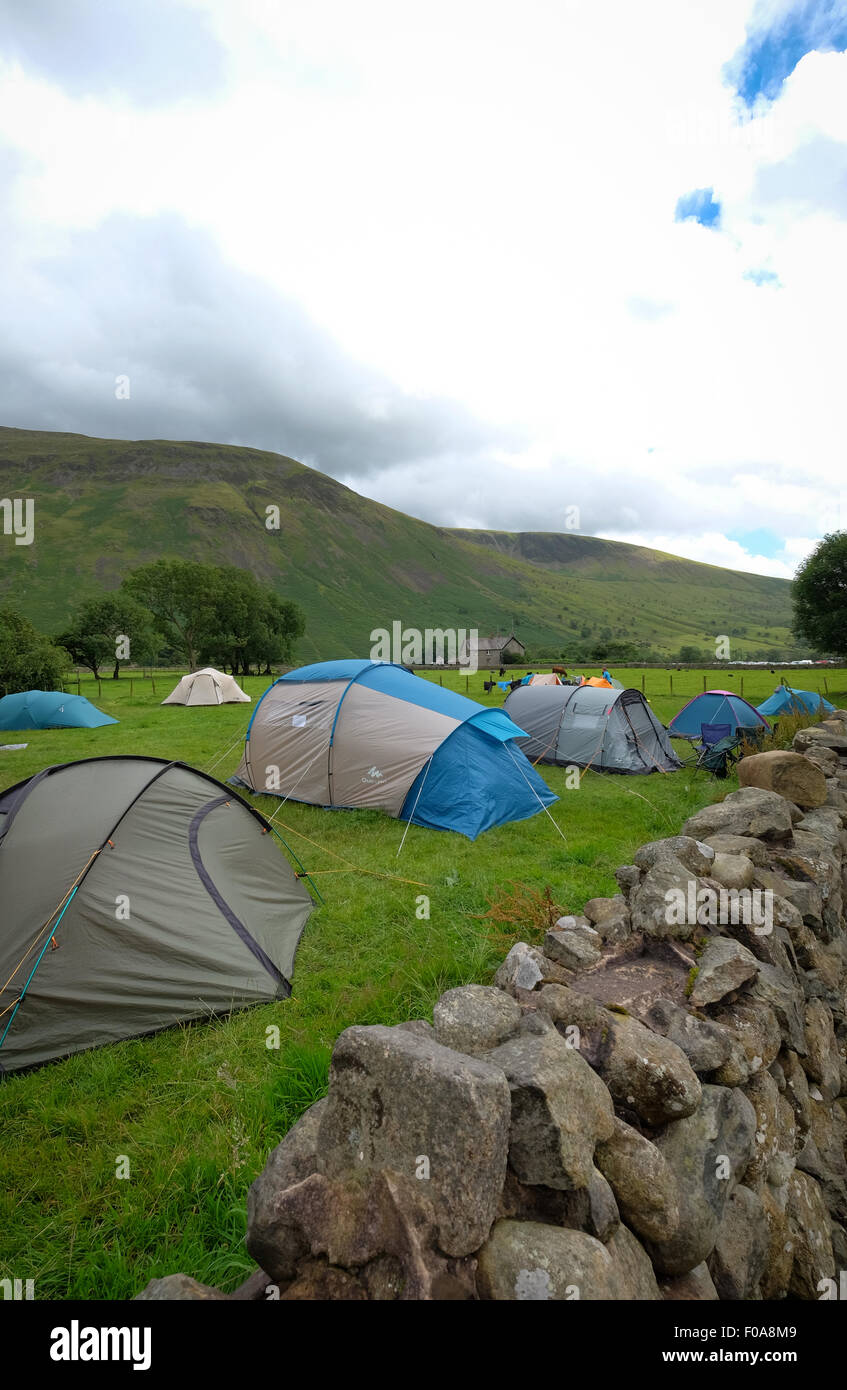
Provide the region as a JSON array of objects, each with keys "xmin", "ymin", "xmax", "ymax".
[{"xmin": 0, "ymin": 427, "xmax": 794, "ymax": 659}]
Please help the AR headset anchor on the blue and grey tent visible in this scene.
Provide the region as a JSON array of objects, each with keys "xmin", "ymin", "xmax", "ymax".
[
  {"xmin": 668, "ymin": 690, "xmax": 770, "ymax": 740},
  {"xmin": 230, "ymin": 659, "xmax": 556, "ymax": 838},
  {"xmin": 756, "ymin": 687, "xmax": 834, "ymax": 718},
  {"xmin": 0, "ymin": 689, "xmax": 117, "ymax": 731}
]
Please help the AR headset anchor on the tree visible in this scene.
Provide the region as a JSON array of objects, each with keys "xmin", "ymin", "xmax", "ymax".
[
  {"xmin": 122, "ymin": 559, "xmax": 221, "ymax": 669},
  {"xmin": 793, "ymin": 531, "xmax": 847, "ymax": 659},
  {"xmin": 679, "ymin": 645, "xmax": 704, "ymax": 663},
  {"xmin": 198, "ymin": 567, "xmax": 304, "ymax": 675},
  {"xmin": 58, "ymin": 595, "xmax": 161, "ymax": 679},
  {"xmin": 121, "ymin": 558, "xmax": 305, "ymax": 673},
  {"xmin": 0, "ymin": 608, "xmax": 69, "ymax": 698}
]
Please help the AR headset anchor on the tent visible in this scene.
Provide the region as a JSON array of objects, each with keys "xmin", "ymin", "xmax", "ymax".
[
  {"xmin": 504, "ymin": 683, "xmax": 683, "ymax": 774},
  {"xmin": 0, "ymin": 757, "xmax": 313, "ymax": 1073},
  {"xmin": 0, "ymin": 690, "xmax": 117, "ymax": 731},
  {"xmin": 162, "ymin": 667, "xmax": 251, "ymax": 706},
  {"xmin": 527, "ymin": 673, "xmax": 562, "ymax": 686},
  {"xmin": 668, "ymin": 690, "xmax": 770, "ymax": 740},
  {"xmin": 230, "ymin": 659, "xmax": 557, "ymax": 838},
  {"xmin": 757, "ymin": 686, "xmax": 835, "ymax": 718}
]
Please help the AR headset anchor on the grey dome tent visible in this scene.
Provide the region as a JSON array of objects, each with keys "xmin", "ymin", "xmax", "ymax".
[
  {"xmin": 0, "ymin": 757, "xmax": 314, "ymax": 1074},
  {"xmin": 504, "ymin": 684, "xmax": 682, "ymax": 774}
]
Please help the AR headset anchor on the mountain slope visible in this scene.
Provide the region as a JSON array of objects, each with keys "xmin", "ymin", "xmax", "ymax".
[{"xmin": 0, "ymin": 427, "xmax": 794, "ymax": 660}]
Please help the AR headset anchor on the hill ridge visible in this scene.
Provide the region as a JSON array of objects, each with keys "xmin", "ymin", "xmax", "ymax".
[{"xmin": 0, "ymin": 426, "xmax": 795, "ymax": 660}]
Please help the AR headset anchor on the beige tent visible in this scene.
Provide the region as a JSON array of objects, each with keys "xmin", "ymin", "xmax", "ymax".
[
  {"xmin": 527, "ymin": 673, "xmax": 562, "ymax": 686},
  {"xmin": 162, "ymin": 668, "xmax": 251, "ymax": 706}
]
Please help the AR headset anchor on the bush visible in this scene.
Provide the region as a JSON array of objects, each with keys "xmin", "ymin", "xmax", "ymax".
[{"xmin": 0, "ymin": 608, "xmax": 69, "ymax": 698}]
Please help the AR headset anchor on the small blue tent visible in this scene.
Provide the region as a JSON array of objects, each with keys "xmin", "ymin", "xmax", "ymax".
[
  {"xmin": 757, "ymin": 687, "xmax": 834, "ymax": 718},
  {"xmin": 231, "ymin": 659, "xmax": 557, "ymax": 838},
  {"xmin": 0, "ymin": 690, "xmax": 118, "ymax": 731},
  {"xmin": 668, "ymin": 689, "xmax": 770, "ymax": 740}
]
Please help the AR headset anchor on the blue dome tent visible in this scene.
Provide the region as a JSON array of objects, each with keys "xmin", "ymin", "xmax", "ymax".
[
  {"xmin": 231, "ymin": 659, "xmax": 557, "ymax": 838},
  {"xmin": 667, "ymin": 689, "xmax": 770, "ymax": 740},
  {"xmin": 0, "ymin": 690, "xmax": 118, "ymax": 731},
  {"xmin": 756, "ymin": 687, "xmax": 834, "ymax": 718}
]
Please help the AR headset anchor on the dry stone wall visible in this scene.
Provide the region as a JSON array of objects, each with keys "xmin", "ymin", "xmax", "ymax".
[{"xmin": 138, "ymin": 714, "xmax": 847, "ymax": 1302}]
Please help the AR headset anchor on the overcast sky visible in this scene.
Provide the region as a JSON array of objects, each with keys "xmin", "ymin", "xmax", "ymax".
[{"xmin": 1, "ymin": 0, "xmax": 845, "ymax": 578}]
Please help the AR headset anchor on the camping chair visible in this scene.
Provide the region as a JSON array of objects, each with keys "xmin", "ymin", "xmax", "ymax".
[
  {"xmin": 683, "ymin": 722, "xmax": 744, "ymax": 778},
  {"xmin": 699, "ymin": 722, "xmax": 732, "ymax": 750},
  {"xmin": 695, "ymin": 733, "xmax": 743, "ymax": 779},
  {"xmin": 681, "ymin": 722, "xmax": 735, "ymax": 775},
  {"xmin": 738, "ymin": 723, "xmax": 767, "ymax": 752}
]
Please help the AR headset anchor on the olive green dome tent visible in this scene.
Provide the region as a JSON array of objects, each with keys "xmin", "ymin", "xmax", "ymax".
[{"xmin": 0, "ymin": 757, "xmax": 313, "ymax": 1074}]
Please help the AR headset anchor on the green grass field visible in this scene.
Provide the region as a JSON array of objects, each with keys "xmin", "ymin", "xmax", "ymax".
[{"xmin": 1, "ymin": 665, "xmax": 844, "ymax": 1299}]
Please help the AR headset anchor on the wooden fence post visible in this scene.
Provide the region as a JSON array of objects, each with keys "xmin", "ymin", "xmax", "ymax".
[
  {"xmin": 740, "ymin": 676, "xmax": 744, "ymax": 698},
  {"xmin": 670, "ymin": 675, "xmax": 673, "ymax": 697},
  {"xmin": 152, "ymin": 676, "xmax": 156, "ymax": 695},
  {"xmin": 130, "ymin": 679, "xmax": 134, "ymax": 698},
  {"xmin": 465, "ymin": 675, "xmax": 469, "ymax": 693},
  {"xmin": 703, "ymin": 676, "xmax": 706, "ymax": 693},
  {"xmin": 97, "ymin": 679, "xmax": 102, "ymax": 700},
  {"xmin": 823, "ymin": 678, "xmax": 829, "ymax": 695}
]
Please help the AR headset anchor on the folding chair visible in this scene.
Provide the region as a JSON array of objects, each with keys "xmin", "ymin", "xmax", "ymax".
[
  {"xmin": 682, "ymin": 723, "xmax": 739, "ymax": 777},
  {"xmin": 699, "ymin": 722, "xmax": 732, "ymax": 750}
]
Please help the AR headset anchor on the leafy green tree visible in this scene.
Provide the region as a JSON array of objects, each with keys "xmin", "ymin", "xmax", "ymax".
[
  {"xmin": 678, "ymin": 645, "xmax": 704, "ymax": 663},
  {"xmin": 793, "ymin": 531, "xmax": 847, "ymax": 659},
  {"xmin": 122, "ymin": 558, "xmax": 304, "ymax": 673},
  {"xmin": 198, "ymin": 567, "xmax": 304, "ymax": 675},
  {"xmin": 122, "ymin": 559, "xmax": 221, "ymax": 669},
  {"xmin": 58, "ymin": 595, "xmax": 161, "ymax": 679},
  {"xmin": 0, "ymin": 608, "xmax": 69, "ymax": 698}
]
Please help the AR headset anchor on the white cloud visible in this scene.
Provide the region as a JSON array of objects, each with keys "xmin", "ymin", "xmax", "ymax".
[{"xmin": 0, "ymin": 0, "xmax": 843, "ymax": 577}]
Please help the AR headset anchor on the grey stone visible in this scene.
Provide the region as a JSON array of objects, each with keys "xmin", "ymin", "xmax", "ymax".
[
  {"xmin": 246, "ymin": 1099, "xmax": 327, "ymax": 1279},
  {"xmin": 737, "ymin": 751, "xmax": 827, "ymax": 810},
  {"xmin": 594, "ymin": 1115, "xmax": 680, "ymax": 1244},
  {"xmin": 476, "ymin": 1220, "xmax": 660, "ymax": 1300},
  {"xmin": 135, "ymin": 1274, "xmax": 229, "ymax": 1300},
  {"xmin": 703, "ymin": 834, "xmax": 769, "ymax": 866},
  {"xmin": 643, "ymin": 1085, "xmax": 757, "ymax": 1276},
  {"xmin": 689, "ymin": 937, "xmax": 759, "ymax": 1006},
  {"xmin": 536, "ymin": 983, "xmax": 702, "ymax": 1125},
  {"xmin": 682, "ymin": 787, "xmax": 795, "ymax": 844},
  {"xmin": 634, "ymin": 836, "xmax": 716, "ymax": 876},
  {"xmin": 494, "ymin": 941, "xmax": 571, "ymax": 995},
  {"xmin": 485, "ymin": 1027, "xmax": 614, "ymax": 1190},
  {"xmin": 787, "ymin": 1170, "xmax": 835, "ymax": 1299},
  {"xmin": 544, "ymin": 923, "xmax": 602, "ymax": 971},
  {"xmin": 709, "ymin": 853, "xmax": 755, "ymax": 890},
  {"xmin": 582, "ymin": 894, "xmax": 631, "ymax": 943},
  {"xmin": 432, "ymin": 984, "xmax": 521, "ymax": 1056},
  {"xmin": 801, "ymin": 999, "xmax": 841, "ymax": 1101},
  {"xmin": 660, "ymin": 1263, "xmax": 720, "ymax": 1300},
  {"xmin": 317, "ymin": 1024, "xmax": 511, "ymax": 1257},
  {"xmin": 707, "ymin": 1185, "xmax": 767, "ymax": 1300},
  {"xmin": 710, "ymin": 998, "xmax": 782, "ymax": 1081},
  {"xmin": 643, "ymin": 997, "xmax": 733, "ymax": 1072}
]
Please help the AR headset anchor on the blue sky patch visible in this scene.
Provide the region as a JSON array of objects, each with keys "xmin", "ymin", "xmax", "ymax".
[
  {"xmin": 728, "ymin": 526, "xmax": 783, "ymax": 558},
  {"xmin": 729, "ymin": 0, "xmax": 847, "ymax": 107},
  {"xmin": 674, "ymin": 188, "xmax": 722, "ymax": 228},
  {"xmin": 743, "ymin": 267, "xmax": 781, "ymax": 286}
]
